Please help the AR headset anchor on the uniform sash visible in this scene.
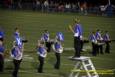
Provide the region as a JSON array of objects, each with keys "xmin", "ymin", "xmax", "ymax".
[
  {"xmin": 37, "ymin": 46, "xmax": 47, "ymax": 57},
  {"xmin": 56, "ymin": 32, "xmax": 64, "ymax": 41},
  {"xmin": 52, "ymin": 42, "xmax": 63, "ymax": 53},
  {"xmin": 11, "ymin": 46, "xmax": 22, "ymax": 60}
]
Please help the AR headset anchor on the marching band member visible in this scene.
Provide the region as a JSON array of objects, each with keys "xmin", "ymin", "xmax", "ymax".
[
  {"xmin": 0, "ymin": 40, "xmax": 5, "ymax": 72},
  {"xmin": 89, "ymin": 32, "xmax": 98, "ymax": 56},
  {"xmin": 53, "ymin": 32, "xmax": 64, "ymax": 69},
  {"xmin": 55, "ymin": 32, "xmax": 64, "ymax": 42},
  {"xmin": 103, "ymin": 31, "xmax": 111, "ymax": 53},
  {"xmin": 0, "ymin": 28, "xmax": 5, "ymax": 42},
  {"xmin": 11, "ymin": 27, "xmax": 23, "ymax": 77},
  {"xmin": 95, "ymin": 29, "xmax": 104, "ymax": 54},
  {"xmin": 52, "ymin": 40, "xmax": 63, "ymax": 69},
  {"xmin": 37, "ymin": 40, "xmax": 47, "ymax": 73},
  {"xmin": 41, "ymin": 30, "xmax": 51, "ymax": 52},
  {"xmin": 11, "ymin": 41, "xmax": 23, "ymax": 77},
  {"xmin": 69, "ymin": 18, "xmax": 83, "ymax": 57},
  {"xmin": 14, "ymin": 27, "xmax": 23, "ymax": 50}
]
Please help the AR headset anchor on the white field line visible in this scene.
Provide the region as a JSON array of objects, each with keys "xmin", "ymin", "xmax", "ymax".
[
  {"xmin": 5, "ymin": 46, "xmax": 91, "ymax": 51},
  {"xmin": 5, "ymin": 55, "xmax": 34, "ymax": 62},
  {"xmin": 5, "ymin": 55, "xmax": 74, "ymax": 66},
  {"xmin": 19, "ymin": 70, "xmax": 61, "ymax": 77},
  {"xmin": 4, "ymin": 70, "xmax": 63, "ymax": 77},
  {"xmin": 64, "ymin": 46, "xmax": 91, "ymax": 51}
]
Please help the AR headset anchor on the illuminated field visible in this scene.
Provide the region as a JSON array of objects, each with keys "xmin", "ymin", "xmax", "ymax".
[{"xmin": 0, "ymin": 10, "xmax": 115, "ymax": 77}]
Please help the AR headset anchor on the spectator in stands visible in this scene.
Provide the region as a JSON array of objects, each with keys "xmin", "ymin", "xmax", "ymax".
[
  {"xmin": 36, "ymin": 0, "xmax": 41, "ymax": 10},
  {"xmin": 106, "ymin": 3, "xmax": 115, "ymax": 16},
  {"xmin": 71, "ymin": 3, "xmax": 77, "ymax": 12},
  {"xmin": 43, "ymin": 0, "xmax": 49, "ymax": 12},
  {"xmin": 17, "ymin": 0, "xmax": 22, "ymax": 9},
  {"xmin": 83, "ymin": 2, "xmax": 88, "ymax": 15},
  {"xmin": 80, "ymin": 2, "xmax": 87, "ymax": 15},
  {"xmin": 100, "ymin": 5, "xmax": 106, "ymax": 16},
  {"xmin": 65, "ymin": 3, "xmax": 71, "ymax": 12},
  {"xmin": 58, "ymin": 4, "xmax": 64, "ymax": 12}
]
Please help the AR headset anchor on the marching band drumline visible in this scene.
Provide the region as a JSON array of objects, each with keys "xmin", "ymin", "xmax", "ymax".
[{"xmin": 0, "ymin": 17, "xmax": 113, "ymax": 77}]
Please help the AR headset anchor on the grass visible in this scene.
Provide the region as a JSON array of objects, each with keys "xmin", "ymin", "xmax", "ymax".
[{"xmin": 0, "ymin": 9, "xmax": 115, "ymax": 77}]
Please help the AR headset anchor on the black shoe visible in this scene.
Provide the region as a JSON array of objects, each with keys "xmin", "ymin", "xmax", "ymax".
[
  {"xmin": 38, "ymin": 71, "xmax": 44, "ymax": 73},
  {"xmin": 12, "ymin": 73, "xmax": 18, "ymax": 77},
  {"xmin": 12, "ymin": 75, "xmax": 18, "ymax": 77},
  {"xmin": 54, "ymin": 65, "xmax": 60, "ymax": 70},
  {"xmin": 37, "ymin": 70, "xmax": 44, "ymax": 73},
  {"xmin": 54, "ymin": 66, "xmax": 59, "ymax": 70}
]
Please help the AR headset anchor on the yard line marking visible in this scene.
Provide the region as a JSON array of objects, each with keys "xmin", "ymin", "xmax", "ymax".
[
  {"xmin": 4, "ymin": 70, "xmax": 63, "ymax": 77},
  {"xmin": 5, "ymin": 46, "xmax": 91, "ymax": 52},
  {"xmin": 23, "ymin": 55, "xmax": 34, "ymax": 60},
  {"xmin": 5, "ymin": 58, "xmax": 12, "ymax": 62},
  {"xmin": 19, "ymin": 70, "xmax": 60, "ymax": 76},
  {"xmin": 64, "ymin": 46, "xmax": 91, "ymax": 51},
  {"xmin": 5, "ymin": 55, "xmax": 34, "ymax": 62}
]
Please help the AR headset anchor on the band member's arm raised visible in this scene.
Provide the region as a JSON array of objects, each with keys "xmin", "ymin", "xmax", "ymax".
[{"xmin": 69, "ymin": 25, "xmax": 74, "ymax": 34}]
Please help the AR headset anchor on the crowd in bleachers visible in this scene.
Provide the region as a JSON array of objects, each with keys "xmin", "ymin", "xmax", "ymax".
[{"xmin": 0, "ymin": 0, "xmax": 115, "ymax": 16}]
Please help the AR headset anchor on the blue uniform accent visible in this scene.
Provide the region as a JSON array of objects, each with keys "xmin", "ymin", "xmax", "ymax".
[
  {"xmin": 14, "ymin": 32, "xmax": 20, "ymax": 38},
  {"xmin": 11, "ymin": 47, "xmax": 19, "ymax": 57},
  {"xmin": 74, "ymin": 24, "xmax": 83, "ymax": 36},
  {"xmin": 0, "ymin": 45, "xmax": 5, "ymax": 53},
  {"xmin": 41, "ymin": 33, "xmax": 49, "ymax": 41},
  {"xmin": 14, "ymin": 32, "xmax": 23, "ymax": 49},
  {"xmin": 37, "ymin": 46, "xmax": 45, "ymax": 55},
  {"xmin": 0, "ymin": 31, "xmax": 5, "ymax": 38},
  {"xmin": 95, "ymin": 32, "xmax": 102, "ymax": 40},
  {"xmin": 44, "ymin": 33, "xmax": 49, "ymax": 41},
  {"xmin": 56, "ymin": 32, "xmax": 64, "ymax": 41},
  {"xmin": 89, "ymin": 34, "xmax": 96, "ymax": 42},
  {"xmin": 103, "ymin": 34, "xmax": 110, "ymax": 41},
  {"xmin": 54, "ymin": 42, "xmax": 61, "ymax": 50}
]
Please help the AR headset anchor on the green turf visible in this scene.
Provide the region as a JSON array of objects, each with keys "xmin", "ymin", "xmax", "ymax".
[{"xmin": 0, "ymin": 9, "xmax": 115, "ymax": 77}]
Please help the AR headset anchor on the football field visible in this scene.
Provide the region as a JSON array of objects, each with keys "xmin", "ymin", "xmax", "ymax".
[{"xmin": 0, "ymin": 9, "xmax": 115, "ymax": 77}]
